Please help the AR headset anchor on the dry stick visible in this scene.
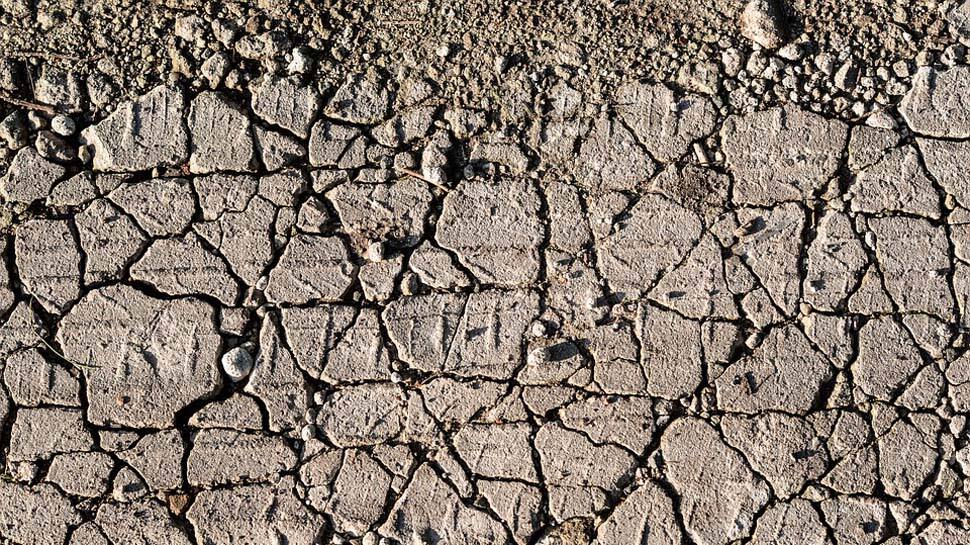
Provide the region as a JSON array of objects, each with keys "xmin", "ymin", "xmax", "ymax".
[
  {"xmin": 0, "ymin": 93, "xmax": 59, "ymax": 115},
  {"xmin": 28, "ymin": 297, "xmax": 100, "ymax": 369},
  {"xmin": 394, "ymin": 166, "xmax": 451, "ymax": 192},
  {"xmin": 7, "ymin": 51, "xmax": 101, "ymax": 63}
]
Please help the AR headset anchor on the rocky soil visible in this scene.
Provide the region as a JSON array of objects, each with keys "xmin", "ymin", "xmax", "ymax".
[{"xmin": 3, "ymin": 0, "xmax": 970, "ymax": 544}]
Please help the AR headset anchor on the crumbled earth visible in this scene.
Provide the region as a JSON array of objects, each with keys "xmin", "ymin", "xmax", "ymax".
[{"xmin": 3, "ymin": 1, "xmax": 970, "ymax": 544}]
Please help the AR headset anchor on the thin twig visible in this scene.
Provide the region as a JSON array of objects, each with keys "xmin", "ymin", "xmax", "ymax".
[
  {"xmin": 394, "ymin": 166, "xmax": 451, "ymax": 192},
  {"xmin": 0, "ymin": 92, "xmax": 59, "ymax": 115},
  {"xmin": 6, "ymin": 51, "xmax": 102, "ymax": 63},
  {"xmin": 28, "ymin": 297, "xmax": 100, "ymax": 369}
]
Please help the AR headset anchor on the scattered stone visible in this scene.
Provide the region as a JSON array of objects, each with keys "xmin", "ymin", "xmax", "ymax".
[{"xmin": 326, "ymin": 69, "xmax": 393, "ymax": 124}]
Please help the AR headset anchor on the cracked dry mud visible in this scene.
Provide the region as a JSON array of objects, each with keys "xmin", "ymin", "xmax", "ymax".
[{"xmin": 5, "ymin": 8, "xmax": 970, "ymax": 545}]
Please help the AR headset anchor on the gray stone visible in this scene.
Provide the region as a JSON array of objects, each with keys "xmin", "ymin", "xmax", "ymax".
[
  {"xmin": 803, "ymin": 210, "xmax": 867, "ymax": 312},
  {"xmin": 0, "ymin": 482, "xmax": 80, "ymax": 545},
  {"xmin": 559, "ymin": 395, "xmax": 655, "ymax": 452},
  {"xmin": 2, "ymin": 349, "xmax": 80, "ymax": 407},
  {"xmin": 95, "ymin": 500, "xmax": 192, "ymax": 545},
  {"xmin": 188, "ymin": 91, "xmax": 256, "ymax": 173},
  {"xmin": 1, "ymin": 146, "xmax": 66, "ymax": 203},
  {"xmin": 637, "ymin": 304, "xmax": 704, "ymax": 399},
  {"xmin": 820, "ymin": 496, "xmax": 887, "ymax": 545},
  {"xmin": 316, "ymin": 383, "xmax": 405, "ymax": 447},
  {"xmin": 189, "ymin": 395, "xmax": 264, "ymax": 430},
  {"xmin": 722, "ymin": 413, "xmax": 828, "ymax": 499},
  {"xmin": 35, "ymin": 67, "xmax": 85, "ymax": 113},
  {"xmin": 869, "ymin": 216, "xmax": 953, "ymax": 317},
  {"xmin": 749, "ymin": 499, "xmax": 829, "ymax": 545},
  {"xmin": 900, "ymin": 66, "xmax": 970, "ymax": 138},
  {"xmin": 130, "ymin": 233, "xmax": 241, "ymax": 306},
  {"xmin": 250, "ymin": 76, "xmax": 321, "ymax": 138},
  {"xmin": 479, "ymin": 480, "xmax": 542, "ymax": 545},
  {"xmin": 378, "ymin": 464, "xmax": 508, "ymax": 543},
  {"xmin": 734, "ymin": 203, "xmax": 806, "ymax": 315},
  {"xmin": 247, "ymin": 312, "xmax": 310, "ymax": 433},
  {"xmin": 716, "ymin": 324, "xmax": 832, "ymax": 414},
  {"xmin": 254, "ymin": 125, "xmax": 306, "ymax": 171},
  {"xmin": 454, "ymin": 423, "xmax": 538, "ymax": 482},
  {"xmin": 326, "ymin": 449, "xmax": 393, "ymax": 536},
  {"xmin": 265, "ymin": 234, "xmax": 355, "ymax": 304},
  {"xmin": 194, "ymin": 191, "xmax": 275, "ymax": 286},
  {"xmin": 877, "ymin": 417, "xmax": 938, "ymax": 500},
  {"xmin": 56, "ymin": 285, "xmax": 222, "ymax": 427},
  {"xmin": 15, "ymin": 218, "xmax": 82, "ymax": 313},
  {"xmin": 651, "ymin": 232, "xmax": 738, "ymax": 319},
  {"xmin": 187, "ymin": 429, "xmax": 296, "ymax": 486},
  {"xmin": 853, "ymin": 316, "xmax": 924, "ymax": 401},
  {"xmin": 327, "ymin": 177, "xmax": 433, "ymax": 249},
  {"xmin": 307, "ymin": 120, "xmax": 370, "ymax": 168},
  {"xmin": 81, "ymin": 85, "xmax": 189, "ymax": 172},
  {"xmin": 408, "ymin": 241, "xmax": 471, "ymax": 290},
  {"xmin": 221, "ymin": 344, "xmax": 255, "ymax": 382},
  {"xmin": 722, "ymin": 105, "xmax": 848, "ymax": 205},
  {"xmin": 437, "ymin": 177, "xmax": 542, "ymax": 286},
  {"xmin": 598, "ymin": 193, "xmax": 702, "ymax": 299},
  {"xmin": 383, "ymin": 290, "xmax": 540, "ymax": 379},
  {"xmin": 616, "ymin": 81, "xmax": 717, "ymax": 163},
  {"xmin": 8, "ymin": 407, "xmax": 94, "ymax": 461},
  {"xmin": 75, "ymin": 198, "xmax": 149, "ymax": 284},
  {"xmin": 850, "ymin": 146, "xmax": 940, "ymax": 219},
  {"xmin": 118, "ymin": 429, "xmax": 184, "ymax": 492},
  {"xmin": 535, "ymin": 423, "xmax": 637, "ymax": 521},
  {"xmin": 46, "ymin": 452, "xmax": 113, "ymax": 497},
  {"xmin": 596, "ymin": 480, "xmax": 682, "ymax": 545},
  {"xmin": 109, "ymin": 178, "xmax": 195, "ymax": 237},
  {"xmin": 662, "ymin": 418, "xmax": 770, "ymax": 545},
  {"xmin": 574, "ymin": 115, "xmax": 655, "ymax": 193}
]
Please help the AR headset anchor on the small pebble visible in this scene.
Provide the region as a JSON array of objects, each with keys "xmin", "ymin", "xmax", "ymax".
[
  {"xmin": 50, "ymin": 114, "xmax": 75, "ymax": 136},
  {"xmin": 221, "ymin": 344, "xmax": 254, "ymax": 382}
]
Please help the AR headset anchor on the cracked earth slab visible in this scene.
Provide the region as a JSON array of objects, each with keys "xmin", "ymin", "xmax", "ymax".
[{"xmin": 5, "ymin": 13, "xmax": 970, "ymax": 545}]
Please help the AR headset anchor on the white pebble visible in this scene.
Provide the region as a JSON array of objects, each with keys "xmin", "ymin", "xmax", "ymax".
[
  {"xmin": 220, "ymin": 345, "xmax": 254, "ymax": 382},
  {"xmin": 50, "ymin": 114, "xmax": 75, "ymax": 136}
]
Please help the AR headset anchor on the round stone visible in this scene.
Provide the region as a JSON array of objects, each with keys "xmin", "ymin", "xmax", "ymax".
[
  {"xmin": 221, "ymin": 345, "xmax": 254, "ymax": 382},
  {"xmin": 50, "ymin": 114, "xmax": 76, "ymax": 136}
]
